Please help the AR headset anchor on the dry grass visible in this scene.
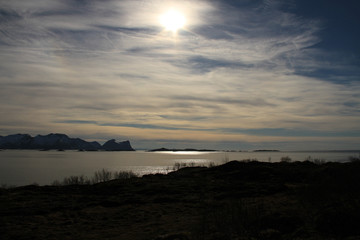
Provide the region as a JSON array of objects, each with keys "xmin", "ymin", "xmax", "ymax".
[{"xmin": 1, "ymin": 160, "xmax": 360, "ymax": 240}]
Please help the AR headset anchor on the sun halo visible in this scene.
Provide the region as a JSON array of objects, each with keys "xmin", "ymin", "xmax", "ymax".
[{"xmin": 160, "ymin": 9, "xmax": 186, "ymax": 33}]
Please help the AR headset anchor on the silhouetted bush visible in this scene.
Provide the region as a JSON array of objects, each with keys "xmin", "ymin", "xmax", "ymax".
[
  {"xmin": 280, "ymin": 156, "xmax": 292, "ymax": 162},
  {"xmin": 208, "ymin": 161, "xmax": 216, "ymax": 168},
  {"xmin": 62, "ymin": 175, "xmax": 90, "ymax": 185},
  {"xmin": 113, "ymin": 170, "xmax": 138, "ymax": 179},
  {"xmin": 222, "ymin": 153, "xmax": 230, "ymax": 163},
  {"xmin": 172, "ymin": 162, "xmax": 214, "ymax": 171},
  {"xmin": 349, "ymin": 154, "xmax": 360, "ymax": 162},
  {"xmin": 305, "ymin": 156, "xmax": 326, "ymax": 165},
  {"xmin": 92, "ymin": 169, "xmax": 113, "ymax": 183},
  {"xmin": 52, "ymin": 169, "xmax": 138, "ymax": 185},
  {"xmin": 173, "ymin": 162, "xmax": 188, "ymax": 171}
]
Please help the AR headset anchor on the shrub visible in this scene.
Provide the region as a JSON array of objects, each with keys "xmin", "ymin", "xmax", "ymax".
[
  {"xmin": 313, "ymin": 158, "xmax": 326, "ymax": 165},
  {"xmin": 305, "ymin": 156, "xmax": 326, "ymax": 165},
  {"xmin": 349, "ymin": 154, "xmax": 360, "ymax": 162},
  {"xmin": 51, "ymin": 180, "xmax": 61, "ymax": 186},
  {"xmin": 189, "ymin": 162, "xmax": 196, "ymax": 167},
  {"xmin": 62, "ymin": 175, "xmax": 90, "ymax": 185},
  {"xmin": 280, "ymin": 156, "xmax": 292, "ymax": 163},
  {"xmin": 173, "ymin": 162, "xmax": 188, "ymax": 171},
  {"xmin": 92, "ymin": 169, "xmax": 113, "ymax": 184},
  {"xmin": 113, "ymin": 171, "xmax": 138, "ymax": 179},
  {"xmin": 172, "ymin": 161, "xmax": 215, "ymax": 171},
  {"xmin": 208, "ymin": 162, "xmax": 216, "ymax": 168},
  {"xmin": 222, "ymin": 154, "xmax": 230, "ymax": 163},
  {"xmin": 53, "ymin": 169, "xmax": 138, "ymax": 186},
  {"xmin": 240, "ymin": 159, "xmax": 258, "ymax": 163}
]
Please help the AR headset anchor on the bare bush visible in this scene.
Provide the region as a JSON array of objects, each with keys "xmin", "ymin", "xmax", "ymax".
[
  {"xmin": 222, "ymin": 154, "xmax": 230, "ymax": 163},
  {"xmin": 92, "ymin": 169, "xmax": 113, "ymax": 184},
  {"xmin": 349, "ymin": 154, "xmax": 360, "ymax": 162},
  {"xmin": 62, "ymin": 175, "xmax": 90, "ymax": 185},
  {"xmin": 173, "ymin": 162, "xmax": 188, "ymax": 171},
  {"xmin": 208, "ymin": 162, "xmax": 216, "ymax": 168},
  {"xmin": 113, "ymin": 171, "xmax": 138, "ymax": 179},
  {"xmin": 305, "ymin": 156, "xmax": 326, "ymax": 165},
  {"xmin": 280, "ymin": 156, "xmax": 292, "ymax": 163}
]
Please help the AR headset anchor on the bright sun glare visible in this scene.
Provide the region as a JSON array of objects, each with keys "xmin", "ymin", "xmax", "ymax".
[{"xmin": 160, "ymin": 9, "xmax": 186, "ymax": 33}]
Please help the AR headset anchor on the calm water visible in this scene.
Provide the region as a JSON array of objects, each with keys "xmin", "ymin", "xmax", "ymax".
[{"xmin": 0, "ymin": 150, "xmax": 358, "ymax": 186}]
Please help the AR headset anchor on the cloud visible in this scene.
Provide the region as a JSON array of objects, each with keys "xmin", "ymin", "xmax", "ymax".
[
  {"xmin": 172, "ymin": 55, "xmax": 253, "ymax": 74},
  {"xmin": 0, "ymin": 0, "xmax": 359, "ymax": 149},
  {"xmin": 57, "ymin": 120, "xmax": 98, "ymax": 125},
  {"xmin": 170, "ymin": 95, "xmax": 275, "ymax": 107},
  {"xmin": 220, "ymin": 128, "xmax": 360, "ymax": 138},
  {"xmin": 56, "ymin": 119, "xmax": 360, "ymax": 138}
]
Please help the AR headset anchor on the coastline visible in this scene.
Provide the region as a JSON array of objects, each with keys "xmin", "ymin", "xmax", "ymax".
[{"xmin": 1, "ymin": 160, "xmax": 360, "ymax": 239}]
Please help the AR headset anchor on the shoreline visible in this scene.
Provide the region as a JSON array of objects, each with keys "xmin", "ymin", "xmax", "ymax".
[
  {"xmin": 1, "ymin": 150, "xmax": 359, "ymax": 187},
  {"xmin": 1, "ymin": 160, "xmax": 360, "ymax": 239}
]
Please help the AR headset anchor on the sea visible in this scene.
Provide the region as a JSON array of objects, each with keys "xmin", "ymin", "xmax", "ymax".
[{"xmin": 0, "ymin": 150, "xmax": 359, "ymax": 186}]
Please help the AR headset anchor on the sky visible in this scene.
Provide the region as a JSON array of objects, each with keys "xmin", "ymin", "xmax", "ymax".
[{"xmin": 0, "ymin": 0, "xmax": 359, "ymax": 150}]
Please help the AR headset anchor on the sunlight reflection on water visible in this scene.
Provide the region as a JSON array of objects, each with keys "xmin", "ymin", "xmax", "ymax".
[
  {"xmin": 0, "ymin": 150, "xmax": 356, "ymax": 186},
  {"xmin": 157, "ymin": 151, "xmax": 213, "ymax": 155}
]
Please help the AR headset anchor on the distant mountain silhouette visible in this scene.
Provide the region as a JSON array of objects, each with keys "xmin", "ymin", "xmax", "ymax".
[
  {"xmin": 0, "ymin": 133, "xmax": 135, "ymax": 151},
  {"xmin": 102, "ymin": 139, "xmax": 134, "ymax": 151},
  {"xmin": 148, "ymin": 147, "xmax": 217, "ymax": 152}
]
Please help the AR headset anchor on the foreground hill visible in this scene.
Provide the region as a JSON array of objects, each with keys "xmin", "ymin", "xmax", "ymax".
[
  {"xmin": 0, "ymin": 133, "xmax": 135, "ymax": 151},
  {"xmin": 1, "ymin": 160, "xmax": 360, "ymax": 240}
]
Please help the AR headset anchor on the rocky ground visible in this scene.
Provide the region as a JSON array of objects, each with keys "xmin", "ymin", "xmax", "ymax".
[{"xmin": 1, "ymin": 160, "xmax": 360, "ymax": 240}]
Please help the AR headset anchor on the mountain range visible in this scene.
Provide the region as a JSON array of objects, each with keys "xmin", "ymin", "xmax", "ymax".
[{"xmin": 0, "ymin": 133, "xmax": 135, "ymax": 151}]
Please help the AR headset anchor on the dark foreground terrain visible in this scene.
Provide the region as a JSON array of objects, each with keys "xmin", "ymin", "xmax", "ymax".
[{"xmin": 1, "ymin": 160, "xmax": 360, "ymax": 240}]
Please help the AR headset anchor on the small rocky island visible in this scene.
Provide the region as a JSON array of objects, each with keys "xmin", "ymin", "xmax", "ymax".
[
  {"xmin": 148, "ymin": 147, "xmax": 218, "ymax": 152},
  {"xmin": 0, "ymin": 133, "xmax": 135, "ymax": 151}
]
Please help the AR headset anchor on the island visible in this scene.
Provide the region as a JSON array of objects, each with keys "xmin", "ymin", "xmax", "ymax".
[
  {"xmin": 253, "ymin": 149, "xmax": 280, "ymax": 152},
  {"xmin": 0, "ymin": 133, "xmax": 135, "ymax": 151},
  {"xmin": 148, "ymin": 147, "xmax": 218, "ymax": 152}
]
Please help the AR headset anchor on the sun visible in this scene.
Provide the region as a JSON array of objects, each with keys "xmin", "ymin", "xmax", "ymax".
[{"xmin": 160, "ymin": 9, "xmax": 186, "ymax": 33}]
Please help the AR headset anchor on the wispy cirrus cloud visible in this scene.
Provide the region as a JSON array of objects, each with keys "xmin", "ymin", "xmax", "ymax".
[{"xmin": 0, "ymin": 0, "xmax": 359, "ymax": 150}]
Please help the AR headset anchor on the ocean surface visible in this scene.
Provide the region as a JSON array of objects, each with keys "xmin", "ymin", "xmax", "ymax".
[{"xmin": 0, "ymin": 150, "xmax": 358, "ymax": 186}]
